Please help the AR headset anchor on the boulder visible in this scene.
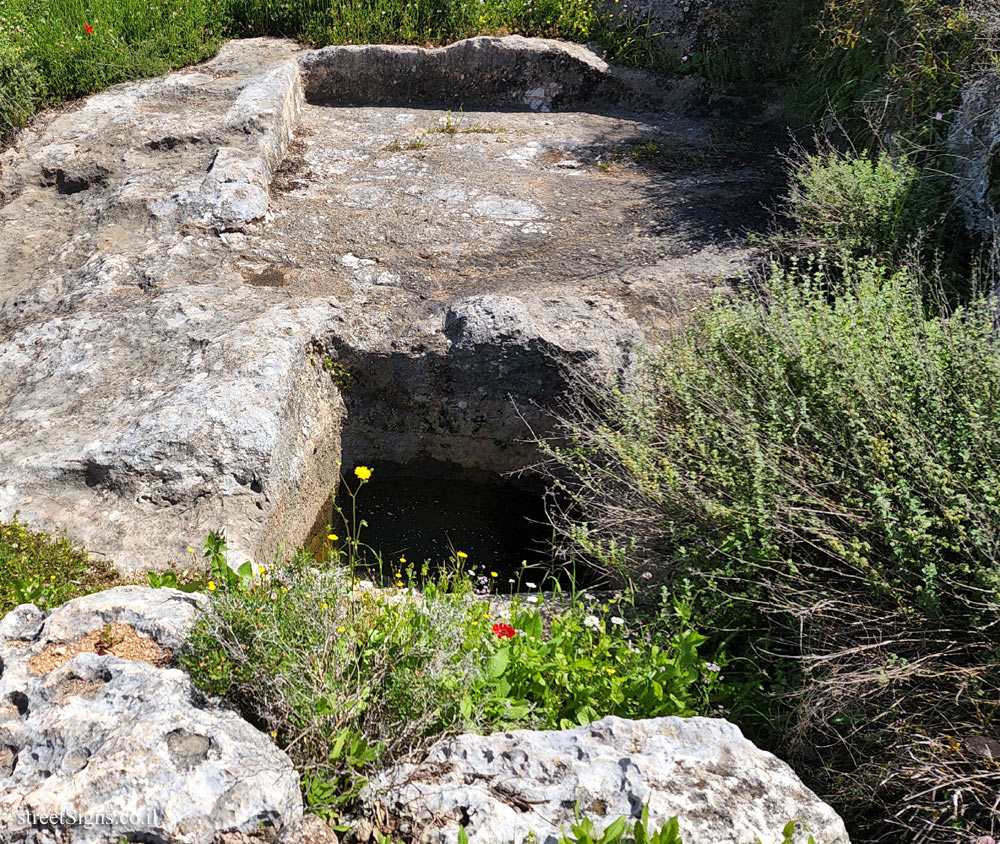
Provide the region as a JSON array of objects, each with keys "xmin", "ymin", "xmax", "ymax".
[
  {"xmin": 361, "ymin": 715, "xmax": 850, "ymax": 844},
  {"xmin": 0, "ymin": 587, "xmax": 302, "ymax": 843}
]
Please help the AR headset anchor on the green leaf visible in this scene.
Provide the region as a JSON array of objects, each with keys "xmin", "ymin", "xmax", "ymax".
[
  {"xmin": 597, "ymin": 816, "xmax": 626, "ymax": 844},
  {"xmin": 486, "ymin": 647, "xmax": 510, "ymax": 679}
]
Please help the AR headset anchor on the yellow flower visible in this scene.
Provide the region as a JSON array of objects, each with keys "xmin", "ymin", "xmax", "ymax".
[
  {"xmin": 270, "ymin": 731, "xmax": 277, "ymax": 739},
  {"xmin": 399, "ymin": 556, "xmax": 406, "ymax": 563},
  {"xmin": 395, "ymin": 572, "xmax": 402, "ymax": 579},
  {"xmin": 456, "ymin": 551, "xmax": 468, "ymax": 559},
  {"xmin": 354, "ymin": 466, "xmax": 373, "ymax": 481},
  {"xmin": 207, "ymin": 581, "xmax": 216, "ymax": 591},
  {"xmin": 490, "ymin": 571, "xmax": 498, "ymax": 578},
  {"xmin": 50, "ymin": 575, "xmax": 56, "ymax": 581},
  {"xmin": 337, "ymin": 626, "xmax": 346, "ymax": 633},
  {"xmin": 327, "ymin": 533, "xmax": 339, "ymax": 541},
  {"xmin": 188, "ymin": 548, "xmax": 195, "ymax": 554},
  {"xmin": 322, "ymin": 602, "xmax": 329, "ymax": 609}
]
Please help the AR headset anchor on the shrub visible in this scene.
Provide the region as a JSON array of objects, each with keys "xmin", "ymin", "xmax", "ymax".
[
  {"xmin": 183, "ymin": 556, "xmax": 717, "ymax": 819},
  {"xmin": 783, "ymin": 146, "xmax": 937, "ymax": 257},
  {"xmin": 0, "ymin": 518, "xmax": 120, "ymax": 614},
  {"xmin": 542, "ymin": 256, "xmax": 1000, "ymax": 840},
  {"xmin": 0, "ymin": 34, "xmax": 42, "ymax": 143}
]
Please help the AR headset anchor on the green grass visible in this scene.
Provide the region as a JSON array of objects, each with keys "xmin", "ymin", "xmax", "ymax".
[{"xmin": 0, "ymin": 517, "xmax": 121, "ymax": 614}]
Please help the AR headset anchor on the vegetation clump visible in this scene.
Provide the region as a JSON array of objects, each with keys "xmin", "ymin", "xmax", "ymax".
[
  {"xmin": 182, "ymin": 533, "xmax": 718, "ymax": 819},
  {"xmin": 0, "ymin": 517, "xmax": 120, "ymax": 614},
  {"xmin": 542, "ymin": 254, "xmax": 1000, "ymax": 840}
]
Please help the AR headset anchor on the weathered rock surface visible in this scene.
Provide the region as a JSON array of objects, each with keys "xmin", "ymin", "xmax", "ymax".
[
  {"xmin": 949, "ymin": 71, "xmax": 1000, "ymax": 239},
  {"xmin": 0, "ymin": 587, "xmax": 302, "ymax": 843},
  {"xmin": 361, "ymin": 716, "xmax": 849, "ymax": 844},
  {"xmin": 0, "ymin": 36, "xmax": 779, "ymax": 570}
]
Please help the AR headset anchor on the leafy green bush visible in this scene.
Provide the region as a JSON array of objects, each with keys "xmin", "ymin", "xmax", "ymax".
[
  {"xmin": 543, "ymin": 256, "xmax": 1000, "ymax": 840},
  {"xmin": 184, "ymin": 556, "xmax": 717, "ymax": 819},
  {"xmin": 469, "ymin": 598, "xmax": 715, "ymax": 730},
  {"xmin": 783, "ymin": 148, "xmax": 937, "ymax": 257},
  {"xmin": 0, "ymin": 33, "xmax": 42, "ymax": 142},
  {"xmin": 0, "ymin": 518, "xmax": 120, "ymax": 614}
]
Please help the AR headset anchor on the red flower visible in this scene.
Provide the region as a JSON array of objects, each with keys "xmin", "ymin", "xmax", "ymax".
[
  {"xmin": 84, "ymin": 24, "xmax": 94, "ymax": 35},
  {"xmin": 492, "ymin": 623, "xmax": 516, "ymax": 639}
]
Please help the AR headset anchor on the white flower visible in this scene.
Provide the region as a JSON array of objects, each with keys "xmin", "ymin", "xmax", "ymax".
[
  {"xmin": 705, "ymin": 662, "xmax": 721, "ymax": 673},
  {"xmin": 610, "ymin": 616, "xmax": 625, "ymax": 626},
  {"xmin": 527, "ymin": 596, "xmax": 539, "ymax": 603},
  {"xmin": 583, "ymin": 615, "xmax": 601, "ymax": 629},
  {"xmin": 526, "ymin": 582, "xmax": 537, "ymax": 589},
  {"xmin": 358, "ymin": 580, "xmax": 375, "ymax": 589}
]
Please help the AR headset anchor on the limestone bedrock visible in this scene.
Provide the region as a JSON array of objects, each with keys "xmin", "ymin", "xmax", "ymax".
[{"xmin": 0, "ymin": 36, "xmax": 779, "ymax": 570}]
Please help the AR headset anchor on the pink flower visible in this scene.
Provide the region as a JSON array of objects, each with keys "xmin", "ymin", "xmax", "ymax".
[{"xmin": 934, "ymin": 111, "xmax": 943, "ymax": 120}]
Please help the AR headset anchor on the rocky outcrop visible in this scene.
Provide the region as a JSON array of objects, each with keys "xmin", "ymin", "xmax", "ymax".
[
  {"xmin": 361, "ymin": 716, "xmax": 850, "ymax": 844},
  {"xmin": 300, "ymin": 35, "xmax": 627, "ymax": 110},
  {"xmin": 0, "ymin": 37, "xmax": 778, "ymax": 570},
  {"xmin": 949, "ymin": 71, "xmax": 1000, "ymax": 240},
  {"xmin": 0, "ymin": 587, "xmax": 302, "ymax": 843}
]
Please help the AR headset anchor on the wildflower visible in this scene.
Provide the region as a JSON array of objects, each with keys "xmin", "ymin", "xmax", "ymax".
[
  {"xmin": 270, "ymin": 730, "xmax": 277, "ymax": 739},
  {"xmin": 527, "ymin": 596, "xmax": 539, "ymax": 603},
  {"xmin": 50, "ymin": 575, "xmax": 56, "ymax": 581},
  {"xmin": 492, "ymin": 622, "xmax": 516, "ymax": 639},
  {"xmin": 327, "ymin": 533, "xmax": 339, "ymax": 541},
  {"xmin": 705, "ymin": 662, "xmax": 721, "ymax": 673},
  {"xmin": 934, "ymin": 111, "xmax": 943, "ymax": 120},
  {"xmin": 337, "ymin": 626, "xmax": 346, "ymax": 633},
  {"xmin": 610, "ymin": 616, "xmax": 625, "ymax": 626},
  {"xmin": 322, "ymin": 602, "xmax": 329, "ymax": 609},
  {"xmin": 84, "ymin": 23, "xmax": 94, "ymax": 34},
  {"xmin": 525, "ymin": 582, "xmax": 536, "ymax": 589},
  {"xmin": 400, "ymin": 556, "xmax": 406, "ymax": 563},
  {"xmin": 640, "ymin": 571, "xmax": 653, "ymax": 581},
  {"xmin": 188, "ymin": 548, "xmax": 195, "ymax": 554},
  {"xmin": 456, "ymin": 551, "xmax": 468, "ymax": 559},
  {"xmin": 490, "ymin": 571, "xmax": 498, "ymax": 578},
  {"xmin": 583, "ymin": 615, "xmax": 600, "ymax": 629},
  {"xmin": 207, "ymin": 581, "xmax": 216, "ymax": 591},
  {"xmin": 354, "ymin": 465, "xmax": 373, "ymax": 481},
  {"xmin": 358, "ymin": 580, "xmax": 375, "ymax": 589},
  {"xmin": 395, "ymin": 572, "xmax": 402, "ymax": 579}
]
